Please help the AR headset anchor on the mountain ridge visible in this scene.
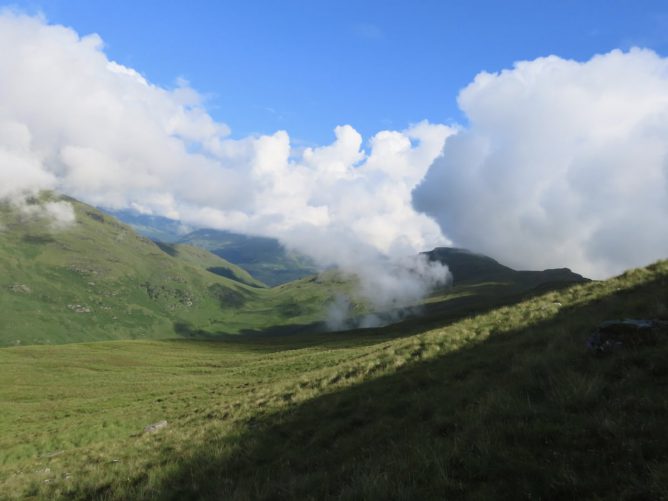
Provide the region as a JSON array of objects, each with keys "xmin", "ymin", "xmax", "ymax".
[{"xmin": 425, "ymin": 246, "xmax": 588, "ymax": 285}]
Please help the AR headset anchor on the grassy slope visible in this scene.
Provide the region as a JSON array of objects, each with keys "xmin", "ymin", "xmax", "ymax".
[
  {"xmin": 152, "ymin": 242, "xmax": 266, "ymax": 289},
  {"xmin": 0, "ymin": 196, "xmax": 334, "ymax": 346},
  {"xmin": 1, "ymin": 259, "xmax": 666, "ymax": 499},
  {"xmin": 177, "ymin": 229, "xmax": 319, "ymax": 287},
  {"xmin": 102, "ymin": 211, "xmax": 318, "ymax": 286}
]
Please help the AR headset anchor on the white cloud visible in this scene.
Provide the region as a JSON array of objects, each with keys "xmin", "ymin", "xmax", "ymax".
[
  {"xmin": 0, "ymin": 12, "xmax": 452, "ymax": 320},
  {"xmin": 43, "ymin": 200, "xmax": 76, "ymax": 228},
  {"xmin": 3, "ymin": 196, "xmax": 76, "ymax": 230},
  {"xmin": 6, "ymin": 10, "xmax": 665, "ymax": 318},
  {"xmin": 415, "ymin": 49, "xmax": 668, "ymax": 278}
]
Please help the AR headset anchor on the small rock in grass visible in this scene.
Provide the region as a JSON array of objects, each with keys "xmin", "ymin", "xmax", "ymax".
[
  {"xmin": 144, "ymin": 420, "xmax": 168, "ymax": 434},
  {"xmin": 67, "ymin": 304, "xmax": 91, "ymax": 313},
  {"xmin": 9, "ymin": 283, "xmax": 31, "ymax": 294},
  {"xmin": 42, "ymin": 450, "xmax": 64, "ymax": 458}
]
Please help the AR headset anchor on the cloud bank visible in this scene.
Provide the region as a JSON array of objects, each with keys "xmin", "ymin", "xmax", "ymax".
[
  {"xmin": 1, "ymin": 11, "xmax": 667, "ymax": 326},
  {"xmin": 0, "ymin": 12, "xmax": 452, "ymax": 321},
  {"xmin": 415, "ymin": 49, "xmax": 668, "ymax": 279}
]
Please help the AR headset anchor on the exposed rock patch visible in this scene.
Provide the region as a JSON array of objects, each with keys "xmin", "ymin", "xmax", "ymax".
[
  {"xmin": 67, "ymin": 304, "xmax": 91, "ymax": 314},
  {"xmin": 587, "ymin": 319, "xmax": 668, "ymax": 354},
  {"xmin": 9, "ymin": 283, "xmax": 31, "ymax": 294}
]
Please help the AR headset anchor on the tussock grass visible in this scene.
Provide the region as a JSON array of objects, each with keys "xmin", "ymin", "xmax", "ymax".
[{"xmin": 1, "ymin": 260, "xmax": 667, "ymax": 499}]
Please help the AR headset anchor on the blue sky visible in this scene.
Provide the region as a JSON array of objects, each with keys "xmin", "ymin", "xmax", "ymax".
[{"xmin": 4, "ymin": 0, "xmax": 668, "ymax": 144}]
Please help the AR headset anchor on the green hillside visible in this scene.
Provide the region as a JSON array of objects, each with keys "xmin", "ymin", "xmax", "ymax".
[
  {"xmin": 0, "ymin": 195, "xmax": 597, "ymax": 348},
  {"xmin": 103, "ymin": 209, "xmax": 321, "ymax": 288},
  {"xmin": 104, "ymin": 209, "xmax": 320, "ymax": 287},
  {"xmin": 177, "ymin": 229, "xmax": 319, "ymax": 287},
  {"xmin": 0, "ymin": 195, "xmax": 333, "ymax": 347},
  {"xmin": 1, "ymin": 259, "xmax": 666, "ymax": 499},
  {"xmin": 152, "ymin": 242, "xmax": 266, "ymax": 288}
]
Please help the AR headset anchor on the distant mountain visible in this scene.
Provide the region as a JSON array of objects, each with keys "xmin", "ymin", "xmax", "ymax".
[
  {"xmin": 103, "ymin": 209, "xmax": 189, "ymax": 243},
  {"xmin": 151, "ymin": 241, "xmax": 266, "ymax": 288},
  {"xmin": 414, "ymin": 247, "xmax": 590, "ymax": 326},
  {"xmin": 425, "ymin": 247, "xmax": 588, "ymax": 286},
  {"xmin": 177, "ymin": 229, "xmax": 319, "ymax": 287},
  {"xmin": 426, "ymin": 247, "xmax": 514, "ymax": 283},
  {"xmin": 106, "ymin": 210, "xmax": 319, "ymax": 287}
]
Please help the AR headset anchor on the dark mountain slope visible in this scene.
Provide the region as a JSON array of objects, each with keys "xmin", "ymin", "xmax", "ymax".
[
  {"xmin": 425, "ymin": 246, "xmax": 587, "ymax": 286},
  {"xmin": 414, "ymin": 247, "xmax": 589, "ymax": 328}
]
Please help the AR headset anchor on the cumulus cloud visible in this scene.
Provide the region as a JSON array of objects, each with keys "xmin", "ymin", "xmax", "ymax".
[
  {"xmin": 5, "ymin": 11, "xmax": 665, "ymax": 325},
  {"xmin": 0, "ymin": 12, "xmax": 452, "ymax": 322},
  {"xmin": 415, "ymin": 49, "xmax": 668, "ymax": 278}
]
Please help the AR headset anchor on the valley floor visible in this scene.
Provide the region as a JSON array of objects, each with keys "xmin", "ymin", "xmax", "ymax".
[{"xmin": 1, "ymin": 260, "xmax": 667, "ymax": 500}]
